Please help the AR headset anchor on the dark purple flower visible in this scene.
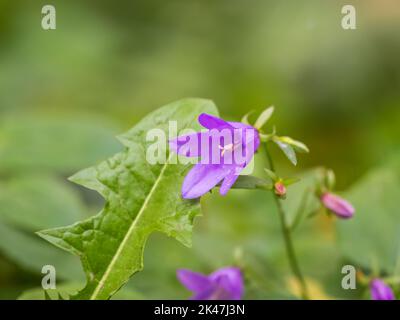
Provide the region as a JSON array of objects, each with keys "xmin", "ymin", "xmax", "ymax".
[
  {"xmin": 320, "ymin": 192, "xmax": 355, "ymax": 219},
  {"xmin": 177, "ymin": 267, "xmax": 244, "ymax": 300},
  {"xmin": 370, "ymin": 279, "xmax": 395, "ymax": 300},
  {"xmin": 170, "ymin": 113, "xmax": 260, "ymax": 199}
]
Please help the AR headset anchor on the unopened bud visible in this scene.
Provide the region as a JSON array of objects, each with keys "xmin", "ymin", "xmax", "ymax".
[
  {"xmin": 320, "ymin": 192, "xmax": 354, "ymax": 219},
  {"xmin": 274, "ymin": 181, "xmax": 286, "ymax": 197}
]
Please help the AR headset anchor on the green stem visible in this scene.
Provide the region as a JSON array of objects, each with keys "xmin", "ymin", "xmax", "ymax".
[{"xmin": 264, "ymin": 144, "xmax": 310, "ymax": 300}]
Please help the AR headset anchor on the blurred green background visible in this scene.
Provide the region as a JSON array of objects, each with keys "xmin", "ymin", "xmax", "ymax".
[{"xmin": 0, "ymin": 0, "xmax": 399, "ymax": 299}]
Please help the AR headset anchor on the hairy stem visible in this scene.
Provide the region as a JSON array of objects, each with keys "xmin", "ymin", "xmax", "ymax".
[{"xmin": 264, "ymin": 144, "xmax": 310, "ymax": 300}]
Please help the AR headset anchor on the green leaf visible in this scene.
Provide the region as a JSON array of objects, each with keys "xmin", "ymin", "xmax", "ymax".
[
  {"xmin": 264, "ymin": 168, "xmax": 278, "ymax": 181},
  {"xmin": 0, "ymin": 116, "xmax": 121, "ymax": 173},
  {"xmin": 337, "ymin": 167, "xmax": 400, "ymax": 273},
  {"xmin": 273, "ymin": 139, "xmax": 297, "ymax": 166},
  {"xmin": 241, "ymin": 111, "xmax": 254, "ymax": 126},
  {"xmin": 37, "ymin": 98, "xmax": 218, "ymax": 300},
  {"xmin": 0, "ymin": 222, "xmax": 84, "ymax": 281},
  {"xmin": 254, "ymin": 106, "xmax": 274, "ymax": 130},
  {"xmin": 18, "ymin": 282, "xmax": 143, "ymax": 300},
  {"xmin": 282, "ymin": 177, "xmax": 301, "ymax": 186},
  {"xmin": 281, "ymin": 168, "xmax": 321, "ymax": 224},
  {"xmin": 277, "ymin": 136, "xmax": 309, "ymax": 153},
  {"xmin": 0, "ymin": 174, "xmax": 87, "ymax": 280},
  {"xmin": 229, "ymin": 175, "xmax": 272, "ymax": 190},
  {"xmin": 44, "ymin": 290, "xmax": 52, "ymax": 300},
  {"xmin": 0, "ymin": 175, "xmax": 85, "ymax": 231},
  {"xmin": 325, "ymin": 169, "xmax": 336, "ymax": 190}
]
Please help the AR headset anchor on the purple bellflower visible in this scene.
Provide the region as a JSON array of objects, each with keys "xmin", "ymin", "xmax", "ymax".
[
  {"xmin": 170, "ymin": 113, "xmax": 260, "ymax": 199},
  {"xmin": 177, "ymin": 267, "xmax": 244, "ymax": 300},
  {"xmin": 320, "ymin": 192, "xmax": 355, "ymax": 219},
  {"xmin": 370, "ymin": 279, "xmax": 395, "ymax": 300}
]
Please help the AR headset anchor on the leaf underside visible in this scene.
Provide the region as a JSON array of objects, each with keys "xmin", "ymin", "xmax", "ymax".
[{"xmin": 37, "ymin": 98, "xmax": 218, "ymax": 300}]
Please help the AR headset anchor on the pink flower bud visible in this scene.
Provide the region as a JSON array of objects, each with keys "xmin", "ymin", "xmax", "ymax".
[
  {"xmin": 321, "ymin": 192, "xmax": 355, "ymax": 219},
  {"xmin": 274, "ymin": 182, "xmax": 286, "ymax": 197}
]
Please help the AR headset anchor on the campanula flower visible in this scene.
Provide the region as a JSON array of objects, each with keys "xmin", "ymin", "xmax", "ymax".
[
  {"xmin": 320, "ymin": 192, "xmax": 354, "ymax": 219},
  {"xmin": 170, "ymin": 113, "xmax": 260, "ymax": 199},
  {"xmin": 370, "ymin": 279, "xmax": 395, "ymax": 300},
  {"xmin": 177, "ymin": 267, "xmax": 244, "ymax": 300}
]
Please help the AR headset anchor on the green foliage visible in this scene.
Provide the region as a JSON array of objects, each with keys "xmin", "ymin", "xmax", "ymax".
[
  {"xmin": 0, "ymin": 223, "xmax": 83, "ymax": 281},
  {"xmin": 18, "ymin": 282, "xmax": 142, "ymax": 300},
  {"xmin": 273, "ymin": 138, "xmax": 298, "ymax": 166},
  {"xmin": 280, "ymin": 168, "xmax": 321, "ymax": 224},
  {"xmin": 129, "ymin": 167, "xmax": 339, "ymax": 299},
  {"xmin": 0, "ymin": 116, "xmax": 121, "ymax": 291},
  {"xmin": 254, "ymin": 106, "xmax": 274, "ymax": 130},
  {"xmin": 0, "ymin": 175, "xmax": 87, "ymax": 281},
  {"xmin": 229, "ymin": 175, "xmax": 272, "ymax": 190},
  {"xmin": 337, "ymin": 166, "xmax": 400, "ymax": 274},
  {"xmin": 38, "ymin": 99, "xmax": 218, "ymax": 300},
  {"xmin": 277, "ymin": 137, "xmax": 309, "ymax": 154},
  {"xmin": 0, "ymin": 116, "xmax": 121, "ymax": 173},
  {"xmin": 0, "ymin": 0, "xmax": 398, "ymax": 301},
  {"xmin": 264, "ymin": 168, "xmax": 278, "ymax": 181},
  {"xmin": 0, "ymin": 175, "xmax": 85, "ymax": 230},
  {"xmin": 195, "ymin": 168, "xmax": 341, "ymax": 299},
  {"xmin": 272, "ymin": 136, "xmax": 309, "ymax": 166}
]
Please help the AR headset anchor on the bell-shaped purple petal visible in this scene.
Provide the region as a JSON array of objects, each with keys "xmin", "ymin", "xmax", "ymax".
[
  {"xmin": 209, "ymin": 267, "xmax": 244, "ymax": 300},
  {"xmin": 191, "ymin": 286, "xmax": 220, "ymax": 300},
  {"xmin": 177, "ymin": 269, "xmax": 211, "ymax": 292},
  {"xmin": 177, "ymin": 266, "xmax": 244, "ymax": 300},
  {"xmin": 370, "ymin": 279, "xmax": 395, "ymax": 300},
  {"xmin": 169, "ymin": 132, "xmax": 207, "ymax": 157},
  {"xmin": 219, "ymin": 171, "xmax": 240, "ymax": 196},
  {"xmin": 321, "ymin": 192, "xmax": 355, "ymax": 219},
  {"xmin": 229, "ymin": 121, "xmax": 260, "ymax": 168},
  {"xmin": 170, "ymin": 113, "xmax": 260, "ymax": 199},
  {"xmin": 199, "ymin": 113, "xmax": 233, "ymax": 130},
  {"xmin": 182, "ymin": 164, "xmax": 230, "ymax": 199}
]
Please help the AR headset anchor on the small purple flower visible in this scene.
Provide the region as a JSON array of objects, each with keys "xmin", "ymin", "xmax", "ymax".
[
  {"xmin": 170, "ymin": 113, "xmax": 260, "ymax": 199},
  {"xmin": 370, "ymin": 279, "xmax": 395, "ymax": 300},
  {"xmin": 320, "ymin": 192, "xmax": 355, "ymax": 219},
  {"xmin": 177, "ymin": 267, "xmax": 244, "ymax": 300}
]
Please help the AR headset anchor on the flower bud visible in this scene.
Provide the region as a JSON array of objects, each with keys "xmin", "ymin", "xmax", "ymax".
[
  {"xmin": 320, "ymin": 192, "xmax": 354, "ymax": 219},
  {"xmin": 325, "ymin": 169, "xmax": 336, "ymax": 190},
  {"xmin": 274, "ymin": 181, "xmax": 287, "ymax": 197}
]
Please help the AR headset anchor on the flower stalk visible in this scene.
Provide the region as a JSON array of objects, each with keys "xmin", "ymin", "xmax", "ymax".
[{"xmin": 264, "ymin": 143, "xmax": 310, "ymax": 300}]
